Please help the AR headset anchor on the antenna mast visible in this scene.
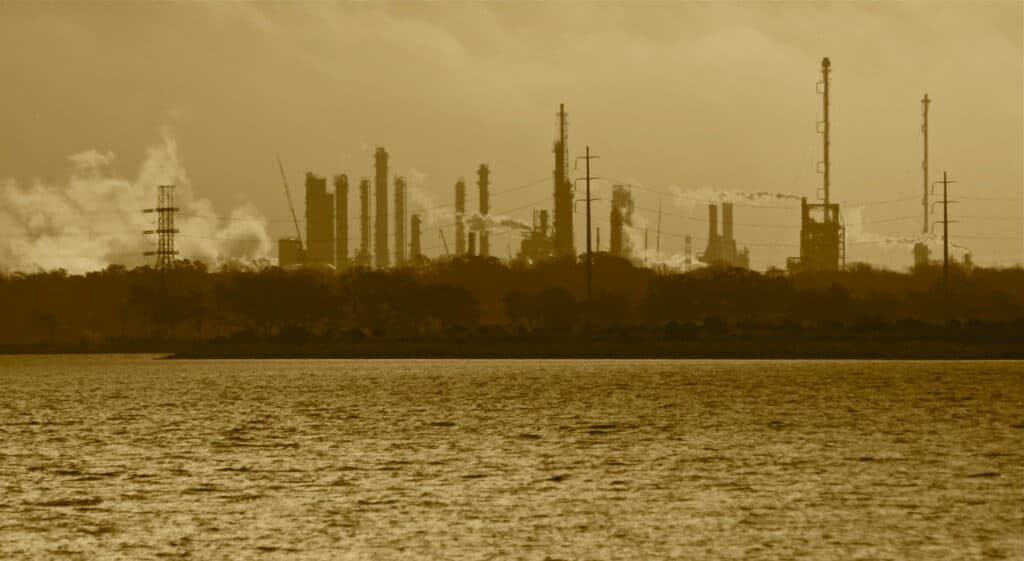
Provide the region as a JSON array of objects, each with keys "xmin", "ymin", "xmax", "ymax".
[{"xmin": 820, "ymin": 57, "xmax": 831, "ymax": 207}]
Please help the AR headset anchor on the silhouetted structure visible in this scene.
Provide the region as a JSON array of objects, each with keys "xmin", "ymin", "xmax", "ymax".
[
  {"xmin": 143, "ymin": 184, "xmax": 180, "ymax": 270},
  {"xmin": 455, "ymin": 179, "xmax": 466, "ymax": 256},
  {"xmin": 792, "ymin": 58, "xmax": 844, "ymax": 272},
  {"xmin": 394, "ymin": 176, "xmax": 406, "ymax": 266},
  {"xmin": 410, "ymin": 214, "xmax": 422, "ymax": 261},
  {"xmin": 699, "ymin": 203, "xmax": 750, "ymax": 269},
  {"xmin": 374, "ymin": 147, "xmax": 389, "ymax": 269},
  {"xmin": 276, "ymin": 156, "xmax": 305, "ymax": 263},
  {"xmin": 477, "ymin": 164, "xmax": 490, "ymax": 258},
  {"xmin": 610, "ymin": 185, "xmax": 634, "ymax": 260},
  {"xmin": 684, "ymin": 235, "xmax": 693, "ymax": 271},
  {"xmin": 304, "ymin": 173, "xmax": 334, "ymax": 268},
  {"xmin": 913, "ymin": 242, "xmax": 931, "ymax": 269},
  {"xmin": 334, "ymin": 174, "xmax": 348, "ymax": 271},
  {"xmin": 519, "ymin": 210, "xmax": 554, "ymax": 263},
  {"xmin": 553, "ymin": 103, "xmax": 574, "ymax": 259},
  {"xmin": 357, "ymin": 179, "xmax": 372, "ymax": 267},
  {"xmin": 278, "ymin": 238, "xmax": 303, "ymax": 268},
  {"xmin": 468, "ymin": 232, "xmax": 477, "ymax": 257},
  {"xmin": 922, "ymin": 93, "xmax": 931, "ymax": 234}
]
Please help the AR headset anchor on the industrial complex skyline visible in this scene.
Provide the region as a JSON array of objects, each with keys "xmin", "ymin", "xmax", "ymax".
[{"xmin": 0, "ymin": 2, "xmax": 1021, "ymax": 273}]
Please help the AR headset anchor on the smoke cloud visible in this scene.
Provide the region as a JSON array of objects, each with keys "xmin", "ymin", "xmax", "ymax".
[
  {"xmin": 406, "ymin": 169, "xmax": 453, "ymax": 227},
  {"xmin": 0, "ymin": 132, "xmax": 272, "ymax": 274},
  {"xmin": 844, "ymin": 206, "xmax": 947, "ymax": 253},
  {"xmin": 466, "ymin": 213, "xmax": 531, "ymax": 233},
  {"xmin": 670, "ymin": 184, "xmax": 801, "ymax": 208}
]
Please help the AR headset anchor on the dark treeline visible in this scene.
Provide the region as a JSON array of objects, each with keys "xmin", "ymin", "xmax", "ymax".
[{"xmin": 2, "ymin": 255, "xmax": 1023, "ymax": 347}]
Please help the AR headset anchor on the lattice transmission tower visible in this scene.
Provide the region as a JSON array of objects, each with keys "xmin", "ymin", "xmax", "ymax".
[{"xmin": 143, "ymin": 184, "xmax": 180, "ymax": 269}]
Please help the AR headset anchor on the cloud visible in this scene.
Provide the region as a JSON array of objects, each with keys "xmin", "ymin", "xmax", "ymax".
[{"xmin": 0, "ymin": 132, "xmax": 272, "ymax": 273}]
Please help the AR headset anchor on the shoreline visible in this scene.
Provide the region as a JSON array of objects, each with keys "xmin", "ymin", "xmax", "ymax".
[{"xmin": 7, "ymin": 338, "xmax": 1020, "ymax": 360}]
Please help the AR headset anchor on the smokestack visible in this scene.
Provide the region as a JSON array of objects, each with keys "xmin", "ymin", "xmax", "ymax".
[
  {"xmin": 374, "ymin": 147, "xmax": 389, "ymax": 269},
  {"xmin": 359, "ymin": 178, "xmax": 371, "ymax": 266},
  {"xmin": 477, "ymin": 164, "xmax": 490, "ymax": 257},
  {"xmin": 455, "ymin": 179, "xmax": 466, "ymax": 256},
  {"xmin": 610, "ymin": 185, "xmax": 633, "ymax": 258},
  {"xmin": 553, "ymin": 103, "xmax": 574, "ymax": 258},
  {"xmin": 539, "ymin": 209, "xmax": 549, "ymax": 237},
  {"xmin": 334, "ymin": 174, "xmax": 348, "ymax": 271},
  {"xmin": 468, "ymin": 232, "xmax": 476, "ymax": 257},
  {"xmin": 304, "ymin": 172, "xmax": 333, "ymax": 267},
  {"xmin": 394, "ymin": 176, "xmax": 406, "ymax": 266},
  {"xmin": 722, "ymin": 202, "xmax": 733, "ymax": 241},
  {"xmin": 410, "ymin": 213, "xmax": 422, "ymax": 260},
  {"xmin": 708, "ymin": 204, "xmax": 718, "ymax": 240}
]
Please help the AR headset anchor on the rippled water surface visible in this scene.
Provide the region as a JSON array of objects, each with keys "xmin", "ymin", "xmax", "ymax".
[{"xmin": 1, "ymin": 356, "xmax": 1021, "ymax": 560}]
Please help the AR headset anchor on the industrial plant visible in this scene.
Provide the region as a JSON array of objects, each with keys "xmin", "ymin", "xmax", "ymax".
[{"xmin": 265, "ymin": 57, "xmax": 966, "ymax": 280}]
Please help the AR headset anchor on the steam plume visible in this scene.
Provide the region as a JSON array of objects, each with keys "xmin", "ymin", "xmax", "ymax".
[
  {"xmin": 671, "ymin": 184, "xmax": 801, "ymax": 208},
  {"xmin": 467, "ymin": 213, "xmax": 531, "ymax": 233},
  {"xmin": 0, "ymin": 132, "xmax": 271, "ymax": 274}
]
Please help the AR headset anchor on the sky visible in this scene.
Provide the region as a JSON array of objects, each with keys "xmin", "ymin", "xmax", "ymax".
[{"xmin": 1, "ymin": 2, "xmax": 1021, "ymax": 272}]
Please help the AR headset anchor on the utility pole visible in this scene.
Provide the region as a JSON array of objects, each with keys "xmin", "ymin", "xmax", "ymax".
[
  {"xmin": 921, "ymin": 94, "xmax": 930, "ymax": 234},
  {"xmin": 575, "ymin": 146, "xmax": 599, "ymax": 301},
  {"xmin": 656, "ymin": 200, "xmax": 662, "ymax": 256},
  {"xmin": 931, "ymin": 171, "xmax": 957, "ymax": 295}
]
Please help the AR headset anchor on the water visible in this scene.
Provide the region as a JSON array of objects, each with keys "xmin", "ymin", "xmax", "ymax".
[{"xmin": 1, "ymin": 357, "xmax": 1021, "ymax": 560}]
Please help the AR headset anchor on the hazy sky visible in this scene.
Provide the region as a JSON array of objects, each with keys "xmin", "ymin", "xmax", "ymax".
[{"xmin": 1, "ymin": 2, "xmax": 1021, "ymax": 270}]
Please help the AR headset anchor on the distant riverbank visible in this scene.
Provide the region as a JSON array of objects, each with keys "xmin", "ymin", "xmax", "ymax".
[
  {"xmin": 5, "ymin": 326, "xmax": 1023, "ymax": 360},
  {"xmin": 167, "ymin": 338, "xmax": 1024, "ymax": 359}
]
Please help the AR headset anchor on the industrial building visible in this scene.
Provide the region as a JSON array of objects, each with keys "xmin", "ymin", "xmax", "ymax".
[
  {"xmin": 278, "ymin": 238, "xmax": 304, "ymax": 268},
  {"xmin": 374, "ymin": 147, "xmax": 389, "ymax": 269},
  {"xmin": 698, "ymin": 203, "xmax": 750, "ymax": 269},
  {"xmin": 552, "ymin": 103, "xmax": 574, "ymax": 259},
  {"xmin": 410, "ymin": 214, "xmax": 422, "ymax": 262},
  {"xmin": 304, "ymin": 172, "xmax": 334, "ymax": 268},
  {"xmin": 519, "ymin": 210, "xmax": 555, "ymax": 264},
  {"xmin": 455, "ymin": 179, "xmax": 466, "ymax": 256},
  {"xmin": 610, "ymin": 185, "xmax": 634, "ymax": 260},
  {"xmin": 790, "ymin": 57, "xmax": 845, "ymax": 272},
  {"xmin": 394, "ymin": 176, "xmax": 407, "ymax": 266},
  {"xmin": 477, "ymin": 164, "xmax": 490, "ymax": 258},
  {"xmin": 334, "ymin": 174, "xmax": 348, "ymax": 271},
  {"xmin": 356, "ymin": 178, "xmax": 372, "ymax": 267}
]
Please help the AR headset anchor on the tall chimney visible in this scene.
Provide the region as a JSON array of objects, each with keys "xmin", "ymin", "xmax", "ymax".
[
  {"xmin": 334, "ymin": 174, "xmax": 348, "ymax": 271},
  {"xmin": 374, "ymin": 147, "xmax": 389, "ymax": 268},
  {"xmin": 359, "ymin": 179, "xmax": 371, "ymax": 267},
  {"xmin": 410, "ymin": 213, "xmax": 422, "ymax": 260},
  {"xmin": 304, "ymin": 172, "xmax": 333, "ymax": 267},
  {"xmin": 477, "ymin": 164, "xmax": 490, "ymax": 257},
  {"xmin": 455, "ymin": 179, "xmax": 466, "ymax": 256},
  {"xmin": 539, "ymin": 209, "xmax": 549, "ymax": 237},
  {"xmin": 722, "ymin": 202, "xmax": 734, "ymax": 241},
  {"xmin": 394, "ymin": 176, "xmax": 406, "ymax": 266},
  {"xmin": 468, "ymin": 232, "xmax": 476, "ymax": 257},
  {"xmin": 553, "ymin": 103, "xmax": 574, "ymax": 258},
  {"xmin": 708, "ymin": 204, "xmax": 718, "ymax": 240}
]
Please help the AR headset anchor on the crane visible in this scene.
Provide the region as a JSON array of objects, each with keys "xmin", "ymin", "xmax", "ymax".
[{"xmin": 276, "ymin": 154, "xmax": 304, "ymax": 250}]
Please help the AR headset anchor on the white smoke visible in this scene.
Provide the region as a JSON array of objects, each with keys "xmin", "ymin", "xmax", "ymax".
[
  {"xmin": 619, "ymin": 207, "xmax": 695, "ymax": 270},
  {"xmin": 467, "ymin": 213, "xmax": 531, "ymax": 233},
  {"xmin": 844, "ymin": 206, "xmax": 943, "ymax": 252},
  {"xmin": 405, "ymin": 168, "xmax": 453, "ymax": 227},
  {"xmin": 0, "ymin": 131, "xmax": 272, "ymax": 274},
  {"xmin": 670, "ymin": 184, "xmax": 801, "ymax": 208}
]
